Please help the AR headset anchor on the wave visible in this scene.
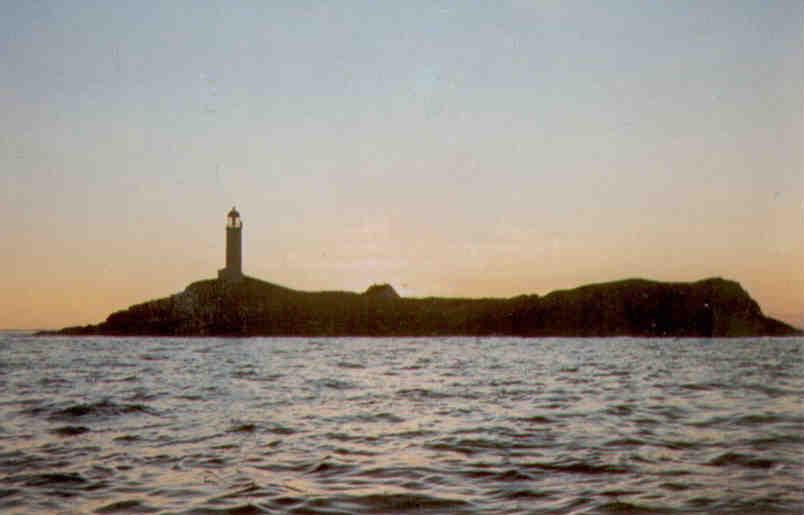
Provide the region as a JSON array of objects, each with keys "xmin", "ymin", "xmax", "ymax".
[
  {"xmin": 331, "ymin": 492, "xmax": 470, "ymax": 513},
  {"xmin": 95, "ymin": 499, "xmax": 160, "ymax": 513},
  {"xmin": 50, "ymin": 425, "xmax": 90, "ymax": 436},
  {"xmin": 49, "ymin": 400, "xmax": 158, "ymax": 420},
  {"xmin": 521, "ymin": 460, "xmax": 631, "ymax": 475},
  {"xmin": 13, "ymin": 472, "xmax": 88, "ymax": 487},
  {"xmin": 596, "ymin": 500, "xmax": 667, "ymax": 513},
  {"xmin": 707, "ymin": 451, "xmax": 776, "ymax": 469}
]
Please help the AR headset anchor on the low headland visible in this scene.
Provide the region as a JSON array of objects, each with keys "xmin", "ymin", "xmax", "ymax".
[{"xmin": 42, "ymin": 276, "xmax": 799, "ymax": 337}]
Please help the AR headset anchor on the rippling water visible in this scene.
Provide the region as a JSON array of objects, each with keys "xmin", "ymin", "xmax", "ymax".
[{"xmin": 0, "ymin": 335, "xmax": 801, "ymax": 514}]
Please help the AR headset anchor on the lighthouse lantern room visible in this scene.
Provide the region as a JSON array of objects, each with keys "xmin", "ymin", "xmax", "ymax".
[{"xmin": 218, "ymin": 207, "xmax": 243, "ymax": 281}]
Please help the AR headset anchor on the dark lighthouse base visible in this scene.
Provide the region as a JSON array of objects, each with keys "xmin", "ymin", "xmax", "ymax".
[{"xmin": 217, "ymin": 267, "xmax": 244, "ymax": 283}]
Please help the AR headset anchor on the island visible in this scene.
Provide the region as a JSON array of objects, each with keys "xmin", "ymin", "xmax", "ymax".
[
  {"xmin": 41, "ymin": 208, "xmax": 800, "ymax": 337},
  {"xmin": 44, "ymin": 276, "xmax": 798, "ymax": 337}
]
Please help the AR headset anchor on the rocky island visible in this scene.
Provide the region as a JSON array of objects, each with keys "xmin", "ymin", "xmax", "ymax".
[
  {"xmin": 45, "ymin": 276, "xmax": 798, "ymax": 337},
  {"xmin": 42, "ymin": 208, "xmax": 800, "ymax": 337}
]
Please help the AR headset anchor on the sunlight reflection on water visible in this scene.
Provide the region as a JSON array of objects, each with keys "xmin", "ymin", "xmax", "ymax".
[{"xmin": 0, "ymin": 335, "xmax": 801, "ymax": 514}]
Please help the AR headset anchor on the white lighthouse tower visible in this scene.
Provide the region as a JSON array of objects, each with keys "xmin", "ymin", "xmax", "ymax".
[{"xmin": 218, "ymin": 206, "xmax": 243, "ymax": 281}]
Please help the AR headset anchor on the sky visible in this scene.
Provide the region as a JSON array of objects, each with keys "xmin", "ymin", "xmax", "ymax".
[{"xmin": 2, "ymin": 1, "xmax": 802, "ymax": 330}]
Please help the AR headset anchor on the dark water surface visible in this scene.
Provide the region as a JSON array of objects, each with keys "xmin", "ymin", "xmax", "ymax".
[{"xmin": 1, "ymin": 335, "xmax": 801, "ymax": 514}]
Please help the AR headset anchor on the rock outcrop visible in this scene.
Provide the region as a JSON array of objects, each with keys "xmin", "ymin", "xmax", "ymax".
[{"xmin": 45, "ymin": 276, "xmax": 799, "ymax": 337}]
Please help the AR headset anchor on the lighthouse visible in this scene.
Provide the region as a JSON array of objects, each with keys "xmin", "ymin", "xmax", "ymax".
[{"xmin": 218, "ymin": 206, "xmax": 243, "ymax": 281}]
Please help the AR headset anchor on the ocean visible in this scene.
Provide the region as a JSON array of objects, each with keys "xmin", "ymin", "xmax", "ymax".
[{"xmin": 0, "ymin": 335, "xmax": 801, "ymax": 514}]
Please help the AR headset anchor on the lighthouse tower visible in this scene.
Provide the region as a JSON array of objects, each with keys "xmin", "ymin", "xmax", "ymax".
[{"xmin": 218, "ymin": 206, "xmax": 243, "ymax": 281}]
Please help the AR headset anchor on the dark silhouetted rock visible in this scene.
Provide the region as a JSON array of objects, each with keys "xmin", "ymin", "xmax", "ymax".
[
  {"xmin": 364, "ymin": 284, "xmax": 400, "ymax": 300},
  {"xmin": 42, "ymin": 276, "xmax": 800, "ymax": 337}
]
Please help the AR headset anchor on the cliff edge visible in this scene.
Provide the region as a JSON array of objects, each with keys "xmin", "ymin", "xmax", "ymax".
[{"xmin": 44, "ymin": 277, "xmax": 799, "ymax": 337}]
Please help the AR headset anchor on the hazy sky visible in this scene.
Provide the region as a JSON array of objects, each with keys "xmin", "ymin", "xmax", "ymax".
[{"xmin": 2, "ymin": 1, "xmax": 802, "ymax": 329}]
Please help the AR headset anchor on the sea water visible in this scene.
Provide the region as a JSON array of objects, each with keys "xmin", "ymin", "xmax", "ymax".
[{"xmin": 0, "ymin": 335, "xmax": 801, "ymax": 514}]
